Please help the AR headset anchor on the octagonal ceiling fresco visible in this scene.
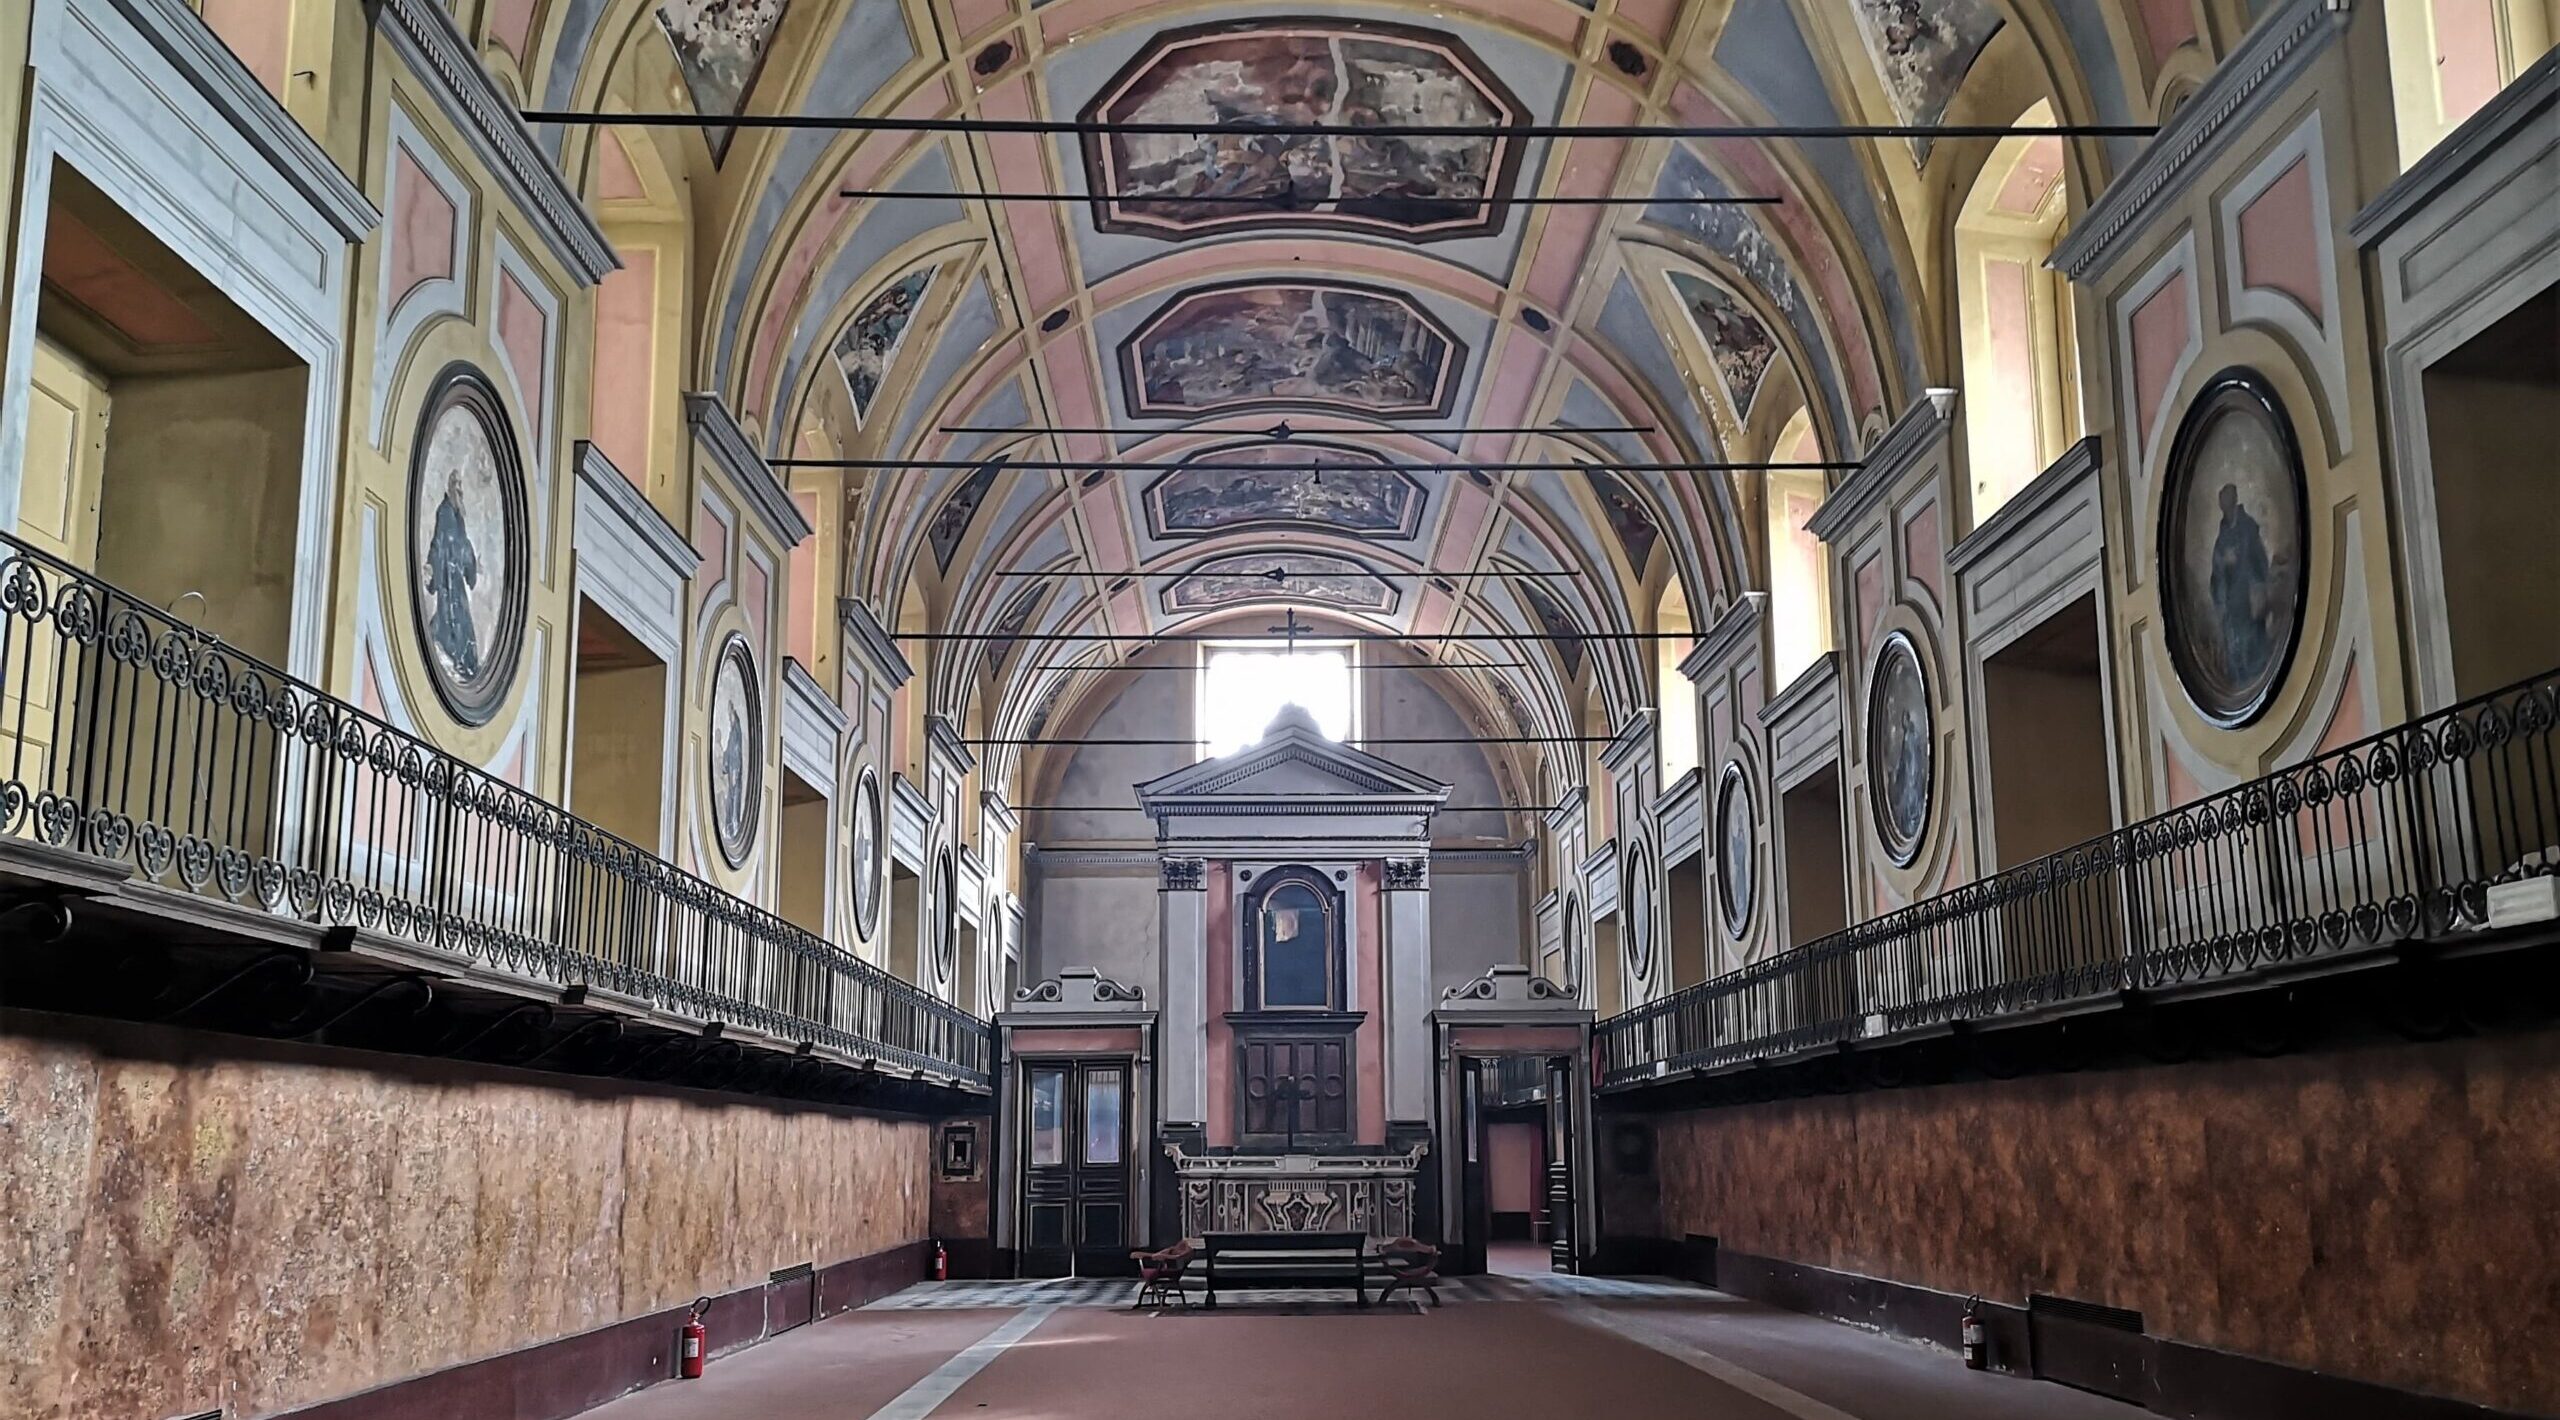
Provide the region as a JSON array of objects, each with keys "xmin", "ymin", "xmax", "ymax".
[
  {"xmin": 1123, "ymin": 281, "xmax": 1462, "ymax": 419},
  {"xmin": 1081, "ymin": 19, "xmax": 1527, "ymax": 242},
  {"xmin": 1163, "ymin": 551, "xmax": 1399, "ymax": 616},
  {"xmin": 1145, "ymin": 442, "xmax": 1426, "ymax": 539}
]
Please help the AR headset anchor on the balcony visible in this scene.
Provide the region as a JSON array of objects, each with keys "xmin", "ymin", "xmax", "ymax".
[
  {"xmin": 1597, "ymin": 670, "xmax": 2560, "ymax": 1092},
  {"xmin": 0, "ymin": 532, "xmax": 990, "ymax": 1101}
]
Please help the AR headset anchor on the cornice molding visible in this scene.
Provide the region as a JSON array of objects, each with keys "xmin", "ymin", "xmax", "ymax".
[
  {"xmin": 684, "ymin": 394, "xmax": 812, "ymax": 549},
  {"xmin": 1682, "ymin": 592, "xmax": 1766, "ymax": 684},
  {"xmin": 575, "ymin": 441, "xmax": 699, "ymax": 579},
  {"xmin": 2352, "ymin": 46, "xmax": 2560, "ymax": 248},
  {"xmin": 980, "ymin": 790, "xmax": 1019, "ymax": 837},
  {"xmin": 781, "ymin": 656, "xmax": 848, "ymax": 737},
  {"xmin": 926, "ymin": 714, "xmax": 977, "ymax": 775},
  {"xmin": 1542, "ymin": 784, "xmax": 1588, "ymax": 833},
  {"xmin": 838, "ymin": 596, "xmax": 913, "ymax": 690},
  {"xmin": 1599, "ymin": 709, "xmax": 1654, "ymax": 775},
  {"xmin": 1808, "ymin": 394, "xmax": 1950, "ymax": 545},
  {"xmin": 2052, "ymin": 0, "xmax": 2351, "ymax": 282},
  {"xmin": 115, "ymin": 0, "xmax": 377, "ymax": 240},
  {"xmin": 367, "ymin": 0, "xmax": 615, "ymax": 285},
  {"xmin": 1759, "ymin": 650, "xmax": 1841, "ymax": 729},
  {"xmin": 1947, "ymin": 436, "xmax": 2104, "ymax": 575}
]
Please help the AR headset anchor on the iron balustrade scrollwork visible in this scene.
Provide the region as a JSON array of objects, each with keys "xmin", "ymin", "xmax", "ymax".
[
  {"xmin": 0, "ymin": 533, "xmax": 990, "ymax": 1088},
  {"xmin": 1595, "ymin": 668, "xmax": 2560, "ymax": 1088}
]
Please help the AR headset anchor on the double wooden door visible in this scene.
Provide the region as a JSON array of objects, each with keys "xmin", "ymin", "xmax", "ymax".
[{"xmin": 1019, "ymin": 1059, "xmax": 1130, "ymax": 1277}]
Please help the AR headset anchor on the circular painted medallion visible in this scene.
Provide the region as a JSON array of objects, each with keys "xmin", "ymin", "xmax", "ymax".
[
  {"xmin": 1716, "ymin": 761, "xmax": 1754, "ymax": 937},
  {"xmin": 1623, "ymin": 842, "xmax": 1655, "ymax": 980},
  {"xmin": 851, "ymin": 766, "xmax": 883, "ymax": 939},
  {"xmin": 1866, "ymin": 630, "xmax": 1934, "ymax": 867},
  {"xmin": 2159, "ymin": 367, "xmax": 2309, "ymax": 728},
  {"xmin": 932, "ymin": 847, "xmax": 958, "ymax": 982},
  {"xmin": 407, "ymin": 364, "xmax": 529, "ymax": 725},
  {"xmin": 708, "ymin": 634, "xmax": 761, "ymax": 867}
]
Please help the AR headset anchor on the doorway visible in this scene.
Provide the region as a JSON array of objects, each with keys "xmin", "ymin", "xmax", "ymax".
[
  {"xmin": 1779, "ymin": 764, "xmax": 1849, "ymax": 947},
  {"xmin": 1982, "ymin": 594, "xmax": 2113, "ymax": 868},
  {"xmin": 1019, "ymin": 1058, "xmax": 1131, "ymax": 1277},
  {"xmin": 1458, "ymin": 1055, "xmax": 1578, "ymax": 1277},
  {"xmin": 2419, "ymin": 286, "xmax": 2560, "ymax": 702}
]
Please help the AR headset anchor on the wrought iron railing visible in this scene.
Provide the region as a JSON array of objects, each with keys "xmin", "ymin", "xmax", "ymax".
[
  {"xmin": 0, "ymin": 532, "xmax": 991, "ymax": 1088},
  {"xmin": 1597, "ymin": 669, "xmax": 2560, "ymax": 1088}
]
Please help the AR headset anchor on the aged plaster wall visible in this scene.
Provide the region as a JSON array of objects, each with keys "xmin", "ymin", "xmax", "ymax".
[
  {"xmin": 1647, "ymin": 1031, "xmax": 2560, "ymax": 1412},
  {"xmin": 0, "ymin": 1017, "xmax": 929, "ymax": 1420}
]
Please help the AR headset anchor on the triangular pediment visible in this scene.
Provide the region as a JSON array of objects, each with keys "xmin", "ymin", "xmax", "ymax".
[{"xmin": 1136, "ymin": 715, "xmax": 1449, "ymax": 808}]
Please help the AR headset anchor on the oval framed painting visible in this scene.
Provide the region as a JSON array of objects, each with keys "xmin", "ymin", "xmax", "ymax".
[
  {"xmin": 707, "ymin": 634, "xmax": 761, "ymax": 867},
  {"xmin": 1623, "ymin": 841, "xmax": 1654, "ymax": 981},
  {"xmin": 1716, "ymin": 760, "xmax": 1754, "ymax": 938},
  {"xmin": 851, "ymin": 766, "xmax": 884, "ymax": 939},
  {"xmin": 407, "ymin": 364, "xmax": 529, "ymax": 726},
  {"xmin": 932, "ymin": 847, "xmax": 959, "ymax": 982},
  {"xmin": 2158, "ymin": 367, "xmax": 2309, "ymax": 728},
  {"xmin": 1866, "ymin": 630, "xmax": 1934, "ymax": 867},
  {"xmin": 1561, "ymin": 894, "xmax": 1582, "ymax": 989}
]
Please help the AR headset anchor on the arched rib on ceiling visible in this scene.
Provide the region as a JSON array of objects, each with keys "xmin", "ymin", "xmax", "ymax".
[{"xmin": 537, "ymin": 0, "xmax": 2164, "ymax": 800}]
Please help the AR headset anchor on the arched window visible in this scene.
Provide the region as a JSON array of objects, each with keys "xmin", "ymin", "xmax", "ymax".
[
  {"xmin": 1243, "ymin": 868, "xmax": 1341, "ymax": 1011},
  {"xmin": 2386, "ymin": 2, "xmax": 2558, "ymax": 167},
  {"xmin": 1655, "ymin": 580, "xmax": 1699, "ymax": 781},
  {"xmin": 1767, "ymin": 408, "xmax": 1834, "ymax": 688},
  {"xmin": 1955, "ymin": 99, "xmax": 2081, "ymax": 524}
]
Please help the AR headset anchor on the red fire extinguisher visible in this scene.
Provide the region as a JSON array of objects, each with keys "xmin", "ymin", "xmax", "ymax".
[
  {"xmin": 1961, "ymin": 1297, "xmax": 1988, "ymax": 1371},
  {"xmin": 933, "ymin": 1241, "xmax": 950, "ymax": 1281},
  {"xmin": 679, "ymin": 1296, "xmax": 711, "ymax": 1379}
]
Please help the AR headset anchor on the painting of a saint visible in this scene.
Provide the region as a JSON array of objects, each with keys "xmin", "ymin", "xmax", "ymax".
[
  {"xmin": 851, "ymin": 768, "xmax": 882, "ymax": 938},
  {"xmin": 1164, "ymin": 552, "xmax": 1397, "ymax": 615},
  {"xmin": 2160, "ymin": 370, "xmax": 2307, "ymax": 727},
  {"xmin": 1846, "ymin": 0, "xmax": 2005, "ymax": 162},
  {"xmin": 1125, "ymin": 283, "xmax": 1461, "ymax": 419},
  {"xmin": 408, "ymin": 366, "xmax": 526, "ymax": 726},
  {"xmin": 709, "ymin": 636, "xmax": 761, "ymax": 867},
  {"xmin": 655, "ymin": 0, "xmax": 790, "ymax": 161},
  {"xmin": 1147, "ymin": 444, "xmax": 1424, "ymax": 538},
  {"xmin": 1867, "ymin": 631, "xmax": 1933, "ymax": 865},
  {"xmin": 1624, "ymin": 844, "xmax": 1655, "ymax": 978},
  {"xmin": 1717, "ymin": 762, "xmax": 1754, "ymax": 937},
  {"xmin": 1667, "ymin": 273, "xmax": 1779, "ymax": 421},
  {"xmin": 1083, "ymin": 20, "xmax": 1524, "ymax": 241},
  {"xmin": 833, "ymin": 267, "xmax": 934, "ymax": 427}
]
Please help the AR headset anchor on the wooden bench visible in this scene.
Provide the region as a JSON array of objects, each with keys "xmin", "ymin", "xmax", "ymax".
[{"xmin": 1200, "ymin": 1231, "xmax": 1370, "ymax": 1307}]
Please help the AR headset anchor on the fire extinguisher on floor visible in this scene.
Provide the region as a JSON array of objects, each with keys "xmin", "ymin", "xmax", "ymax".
[
  {"xmin": 1961, "ymin": 1297, "xmax": 1988, "ymax": 1371},
  {"xmin": 934, "ymin": 1240, "xmax": 950, "ymax": 1281},
  {"xmin": 679, "ymin": 1296, "xmax": 712, "ymax": 1379}
]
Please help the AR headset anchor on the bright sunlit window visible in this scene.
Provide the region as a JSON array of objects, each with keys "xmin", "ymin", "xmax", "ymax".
[{"xmin": 1198, "ymin": 642, "xmax": 1356, "ymax": 758}]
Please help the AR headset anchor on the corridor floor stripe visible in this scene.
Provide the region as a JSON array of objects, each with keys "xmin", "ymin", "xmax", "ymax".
[
  {"xmin": 863, "ymin": 1304, "xmax": 1059, "ymax": 1420},
  {"xmin": 1553, "ymin": 1299, "xmax": 1864, "ymax": 1420}
]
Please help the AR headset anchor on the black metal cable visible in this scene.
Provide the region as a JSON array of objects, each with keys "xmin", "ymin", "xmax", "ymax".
[
  {"xmin": 941, "ymin": 423, "xmax": 1657, "ymax": 437},
  {"xmin": 842, "ymin": 188, "xmax": 1779, "ymax": 207},
  {"xmin": 903, "ymin": 629, "xmax": 1674, "ymax": 644},
  {"xmin": 526, "ymin": 111, "xmax": 2154, "ymax": 142},
  {"xmin": 974, "ymin": 735, "xmax": 1608, "ymax": 746},
  {"xmin": 778, "ymin": 457, "xmax": 1856, "ymax": 472},
  {"xmin": 984, "ymin": 568, "xmax": 1585, "ymax": 580}
]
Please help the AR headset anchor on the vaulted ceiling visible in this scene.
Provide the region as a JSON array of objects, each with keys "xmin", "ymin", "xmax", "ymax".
[{"xmin": 530, "ymin": 0, "xmax": 2227, "ymax": 799}]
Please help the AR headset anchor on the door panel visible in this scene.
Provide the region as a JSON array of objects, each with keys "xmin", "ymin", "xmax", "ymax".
[
  {"xmin": 1546, "ymin": 1057, "xmax": 1578, "ymax": 1274},
  {"xmin": 1018, "ymin": 1060, "xmax": 1132, "ymax": 1277}
]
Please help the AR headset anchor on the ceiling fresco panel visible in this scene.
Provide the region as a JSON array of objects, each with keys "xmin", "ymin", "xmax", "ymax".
[
  {"xmin": 1122, "ymin": 281, "xmax": 1464, "ymax": 419},
  {"xmin": 1844, "ymin": 0, "xmax": 2006, "ymax": 163},
  {"xmin": 1667, "ymin": 271, "xmax": 1780, "ymax": 423},
  {"xmin": 832, "ymin": 266, "xmax": 934, "ymax": 427},
  {"xmin": 1162, "ymin": 551, "xmax": 1400, "ymax": 615},
  {"xmin": 1143, "ymin": 442, "xmax": 1426, "ymax": 540},
  {"xmin": 655, "ymin": 0, "xmax": 791, "ymax": 162},
  {"xmin": 1080, "ymin": 19, "xmax": 1527, "ymax": 242}
]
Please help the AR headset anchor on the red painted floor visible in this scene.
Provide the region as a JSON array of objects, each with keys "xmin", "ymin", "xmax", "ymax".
[{"xmin": 573, "ymin": 1278, "xmax": 2155, "ymax": 1420}]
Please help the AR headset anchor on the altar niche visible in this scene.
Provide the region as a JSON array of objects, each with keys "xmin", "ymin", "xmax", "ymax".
[{"xmin": 1234, "ymin": 865, "xmax": 1360, "ymax": 1148}]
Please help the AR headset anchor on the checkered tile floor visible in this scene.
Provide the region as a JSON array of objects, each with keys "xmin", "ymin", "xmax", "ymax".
[{"xmin": 861, "ymin": 1270, "xmax": 1690, "ymax": 1310}]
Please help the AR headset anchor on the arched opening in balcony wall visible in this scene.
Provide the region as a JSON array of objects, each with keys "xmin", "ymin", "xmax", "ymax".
[
  {"xmin": 1654, "ymin": 577, "xmax": 1698, "ymax": 784},
  {"xmin": 1765, "ymin": 407, "xmax": 1834, "ymax": 692},
  {"xmin": 1953, "ymin": 99, "xmax": 2081, "ymax": 525}
]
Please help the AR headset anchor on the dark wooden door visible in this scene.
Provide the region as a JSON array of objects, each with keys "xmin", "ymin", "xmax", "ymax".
[
  {"xmin": 1545, "ymin": 1057, "xmax": 1578, "ymax": 1274},
  {"xmin": 1457, "ymin": 1058, "xmax": 1490, "ymax": 1276},
  {"xmin": 1020, "ymin": 1060, "xmax": 1131, "ymax": 1277}
]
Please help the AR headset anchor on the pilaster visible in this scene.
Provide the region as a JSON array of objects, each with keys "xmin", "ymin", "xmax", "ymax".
[
  {"xmin": 1383, "ymin": 856, "xmax": 1432, "ymax": 1124},
  {"xmin": 1157, "ymin": 855, "xmax": 1208, "ymax": 1127}
]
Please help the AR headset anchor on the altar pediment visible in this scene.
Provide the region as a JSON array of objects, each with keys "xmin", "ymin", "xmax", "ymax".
[{"xmin": 1137, "ymin": 706, "xmax": 1449, "ymax": 842}]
